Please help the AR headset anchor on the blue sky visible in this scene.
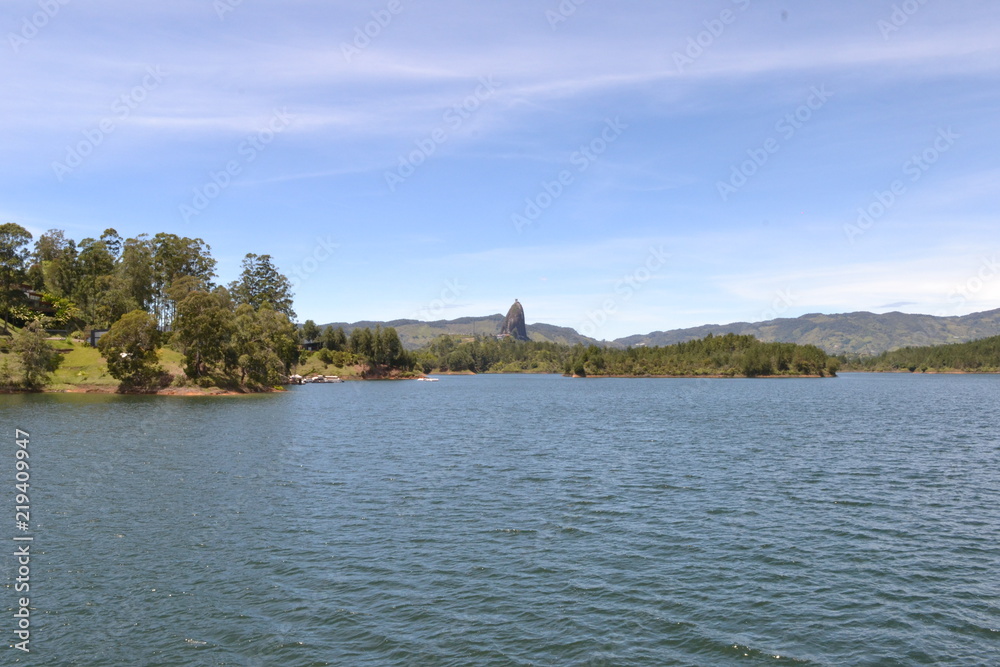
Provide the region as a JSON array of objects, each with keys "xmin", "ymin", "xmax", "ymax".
[{"xmin": 2, "ymin": 0, "xmax": 998, "ymax": 340}]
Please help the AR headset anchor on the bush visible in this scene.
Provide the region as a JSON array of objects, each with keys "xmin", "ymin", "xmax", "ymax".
[
  {"xmin": 97, "ymin": 310, "xmax": 163, "ymax": 392},
  {"xmin": 11, "ymin": 321, "xmax": 62, "ymax": 389}
]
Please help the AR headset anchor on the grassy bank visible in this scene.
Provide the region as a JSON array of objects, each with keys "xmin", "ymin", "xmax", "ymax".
[{"xmin": 0, "ymin": 335, "xmax": 421, "ymax": 394}]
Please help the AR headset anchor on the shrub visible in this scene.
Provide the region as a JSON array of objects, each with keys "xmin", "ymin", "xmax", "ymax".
[{"xmin": 97, "ymin": 310, "xmax": 163, "ymax": 392}]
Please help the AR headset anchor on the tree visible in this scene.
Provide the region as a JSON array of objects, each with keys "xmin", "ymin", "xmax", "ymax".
[
  {"xmin": 73, "ymin": 237, "xmax": 115, "ymax": 325},
  {"xmin": 229, "ymin": 253, "xmax": 295, "ymax": 320},
  {"xmin": 100, "ymin": 228, "xmax": 123, "ymax": 261},
  {"xmin": 11, "ymin": 320, "xmax": 61, "ymax": 389},
  {"xmin": 258, "ymin": 306, "xmax": 300, "ymax": 372},
  {"xmin": 302, "ymin": 319, "xmax": 320, "ymax": 343},
  {"xmin": 173, "ymin": 290, "xmax": 234, "ymax": 379},
  {"xmin": 166, "ymin": 275, "xmax": 208, "ymax": 305},
  {"xmin": 29, "ymin": 229, "xmax": 78, "ymax": 296},
  {"xmin": 346, "ymin": 325, "xmax": 413, "ymax": 372},
  {"xmin": 322, "ymin": 325, "xmax": 347, "ymax": 351},
  {"xmin": 92, "ymin": 274, "xmax": 141, "ymax": 327},
  {"xmin": 0, "ymin": 223, "xmax": 33, "ymax": 333},
  {"xmin": 97, "ymin": 310, "xmax": 163, "ymax": 391},
  {"xmin": 150, "ymin": 233, "xmax": 217, "ymax": 330},
  {"xmin": 230, "ymin": 304, "xmax": 298, "ymax": 387},
  {"xmin": 376, "ymin": 326, "xmax": 409, "ymax": 369},
  {"xmin": 349, "ymin": 327, "xmax": 374, "ymax": 358}
]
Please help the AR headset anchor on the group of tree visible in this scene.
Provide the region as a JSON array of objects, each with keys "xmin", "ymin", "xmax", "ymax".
[
  {"xmin": 0, "ymin": 221, "xmax": 302, "ymax": 392},
  {"xmin": 563, "ymin": 333, "xmax": 838, "ymax": 378},
  {"xmin": 1, "ymin": 222, "xmax": 295, "ymax": 333},
  {"xmin": 420, "ymin": 334, "xmax": 568, "ymax": 374},
  {"xmin": 99, "ymin": 277, "xmax": 299, "ymax": 392},
  {"xmin": 5, "ymin": 224, "xmax": 215, "ymax": 332},
  {"xmin": 301, "ymin": 320, "xmax": 348, "ymax": 352},
  {"xmin": 411, "ymin": 332, "xmax": 839, "ymax": 378},
  {"xmin": 302, "ymin": 323, "xmax": 416, "ymax": 376},
  {"xmin": 841, "ymin": 335, "xmax": 1000, "ymax": 373}
]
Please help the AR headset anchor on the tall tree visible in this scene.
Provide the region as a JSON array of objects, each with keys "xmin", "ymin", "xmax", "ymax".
[
  {"xmin": 150, "ymin": 233, "xmax": 217, "ymax": 330},
  {"xmin": 301, "ymin": 319, "xmax": 320, "ymax": 343},
  {"xmin": 230, "ymin": 304, "xmax": 297, "ymax": 387},
  {"xmin": 0, "ymin": 223, "xmax": 33, "ymax": 333},
  {"xmin": 115, "ymin": 235, "xmax": 155, "ymax": 314},
  {"xmin": 228, "ymin": 253, "xmax": 295, "ymax": 320},
  {"xmin": 321, "ymin": 325, "xmax": 347, "ymax": 351},
  {"xmin": 73, "ymin": 237, "xmax": 115, "ymax": 324},
  {"xmin": 30, "ymin": 229, "xmax": 78, "ymax": 297},
  {"xmin": 100, "ymin": 228, "xmax": 123, "ymax": 261},
  {"xmin": 349, "ymin": 327, "xmax": 374, "ymax": 358},
  {"xmin": 173, "ymin": 289, "xmax": 233, "ymax": 379},
  {"xmin": 97, "ymin": 309, "xmax": 163, "ymax": 391}
]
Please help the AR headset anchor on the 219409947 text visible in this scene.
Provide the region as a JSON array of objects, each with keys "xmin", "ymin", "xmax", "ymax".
[{"xmin": 12, "ymin": 429, "xmax": 32, "ymax": 653}]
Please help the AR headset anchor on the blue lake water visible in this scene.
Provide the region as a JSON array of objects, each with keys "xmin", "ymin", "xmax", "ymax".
[{"xmin": 3, "ymin": 373, "xmax": 1000, "ymax": 665}]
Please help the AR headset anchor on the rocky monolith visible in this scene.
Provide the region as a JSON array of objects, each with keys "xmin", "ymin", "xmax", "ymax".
[{"xmin": 499, "ymin": 299, "xmax": 529, "ymax": 341}]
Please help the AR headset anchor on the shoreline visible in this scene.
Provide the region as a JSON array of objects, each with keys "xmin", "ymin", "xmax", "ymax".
[
  {"xmin": 1, "ymin": 374, "xmax": 428, "ymax": 396},
  {"xmin": 8, "ymin": 369, "xmax": 997, "ymax": 395},
  {"xmin": 837, "ymin": 369, "xmax": 1000, "ymax": 375},
  {"xmin": 565, "ymin": 373, "xmax": 831, "ymax": 379}
]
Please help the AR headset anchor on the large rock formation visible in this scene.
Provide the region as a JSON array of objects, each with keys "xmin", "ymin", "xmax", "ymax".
[{"xmin": 499, "ymin": 299, "xmax": 529, "ymax": 341}]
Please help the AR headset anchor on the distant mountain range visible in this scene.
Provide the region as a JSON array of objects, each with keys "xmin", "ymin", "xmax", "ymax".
[
  {"xmin": 616, "ymin": 309, "xmax": 1000, "ymax": 356},
  {"xmin": 320, "ymin": 308, "xmax": 1000, "ymax": 356}
]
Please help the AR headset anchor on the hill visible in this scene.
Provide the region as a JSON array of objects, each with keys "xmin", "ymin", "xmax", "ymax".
[
  {"xmin": 317, "ymin": 316, "xmax": 600, "ymax": 350},
  {"xmin": 613, "ymin": 309, "xmax": 1000, "ymax": 356}
]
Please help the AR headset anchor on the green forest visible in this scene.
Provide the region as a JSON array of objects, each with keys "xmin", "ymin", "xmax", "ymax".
[
  {"xmin": 840, "ymin": 335, "xmax": 1000, "ymax": 373},
  {"xmin": 411, "ymin": 332, "xmax": 839, "ymax": 377}
]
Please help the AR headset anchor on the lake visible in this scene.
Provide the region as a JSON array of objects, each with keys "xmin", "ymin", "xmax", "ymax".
[{"xmin": 3, "ymin": 373, "xmax": 999, "ymax": 665}]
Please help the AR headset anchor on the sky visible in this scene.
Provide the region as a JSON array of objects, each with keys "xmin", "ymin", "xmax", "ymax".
[{"xmin": 2, "ymin": 0, "xmax": 999, "ymax": 341}]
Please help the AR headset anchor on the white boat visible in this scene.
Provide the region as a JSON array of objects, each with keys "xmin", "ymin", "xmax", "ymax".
[
  {"xmin": 416, "ymin": 377, "xmax": 439, "ymax": 382},
  {"xmin": 304, "ymin": 375, "xmax": 344, "ymax": 383}
]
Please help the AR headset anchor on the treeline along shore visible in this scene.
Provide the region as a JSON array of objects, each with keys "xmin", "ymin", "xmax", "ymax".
[{"xmin": 837, "ymin": 334, "xmax": 1000, "ymax": 373}]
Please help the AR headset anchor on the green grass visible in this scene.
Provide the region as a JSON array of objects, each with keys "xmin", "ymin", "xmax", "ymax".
[
  {"xmin": 48, "ymin": 339, "xmax": 117, "ymax": 388},
  {"xmin": 295, "ymin": 354, "xmax": 364, "ymax": 378},
  {"xmin": 22, "ymin": 338, "xmax": 188, "ymax": 390}
]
